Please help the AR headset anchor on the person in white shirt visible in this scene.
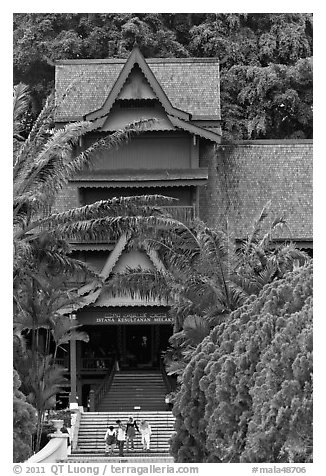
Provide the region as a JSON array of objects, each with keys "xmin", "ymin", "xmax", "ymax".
[
  {"xmin": 116, "ymin": 420, "xmax": 127, "ymax": 456},
  {"xmin": 104, "ymin": 425, "xmax": 116, "ymax": 455},
  {"xmin": 139, "ymin": 420, "xmax": 152, "ymax": 451}
]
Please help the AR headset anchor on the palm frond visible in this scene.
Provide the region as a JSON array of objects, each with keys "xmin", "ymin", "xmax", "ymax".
[
  {"xmin": 14, "ymin": 111, "xmax": 156, "ymax": 219},
  {"xmin": 106, "ymin": 267, "xmax": 172, "ymax": 302},
  {"xmin": 270, "ymin": 243, "xmax": 309, "ymax": 274},
  {"xmin": 197, "ymin": 227, "xmax": 233, "ymax": 308},
  {"xmin": 232, "ymin": 271, "xmax": 262, "ymax": 296},
  {"xmin": 13, "ymin": 93, "xmax": 55, "ymax": 181},
  {"xmin": 33, "ymin": 247, "xmax": 99, "ymax": 278},
  {"xmin": 13, "ymin": 83, "xmax": 30, "ymax": 140},
  {"xmin": 44, "ymin": 214, "xmax": 180, "ymax": 244},
  {"xmin": 182, "ymin": 315, "xmax": 211, "ymax": 346},
  {"xmin": 51, "ymin": 316, "xmax": 89, "ymax": 347},
  {"xmin": 165, "ymin": 359, "xmax": 187, "ymax": 377},
  {"xmin": 227, "ymin": 281, "xmax": 250, "ymax": 308},
  {"xmin": 240, "ymin": 201, "xmax": 271, "ymax": 255},
  {"xmin": 41, "ymin": 195, "xmax": 175, "ymax": 226},
  {"xmin": 253, "ymin": 261, "xmax": 278, "ymax": 290},
  {"xmin": 14, "ymin": 201, "xmax": 179, "ymax": 243},
  {"xmin": 258, "ymin": 213, "xmax": 288, "ymax": 250},
  {"xmin": 28, "ymin": 119, "xmax": 155, "ymax": 205},
  {"xmin": 14, "ymin": 120, "xmax": 95, "ymax": 202}
]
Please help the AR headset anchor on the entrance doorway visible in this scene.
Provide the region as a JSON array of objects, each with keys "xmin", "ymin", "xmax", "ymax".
[{"xmin": 125, "ymin": 325, "xmax": 152, "ymax": 369}]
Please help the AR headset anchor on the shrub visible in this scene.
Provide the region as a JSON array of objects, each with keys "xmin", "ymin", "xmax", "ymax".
[
  {"xmin": 171, "ymin": 262, "xmax": 312, "ymax": 463},
  {"xmin": 13, "ymin": 370, "xmax": 37, "ymax": 462}
]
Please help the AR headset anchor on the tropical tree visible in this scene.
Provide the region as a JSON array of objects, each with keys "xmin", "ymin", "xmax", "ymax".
[
  {"xmin": 107, "ymin": 202, "xmax": 308, "ymax": 378},
  {"xmin": 13, "ymin": 83, "xmax": 177, "ymax": 305},
  {"xmin": 13, "ymin": 83, "xmax": 176, "ymax": 451},
  {"xmin": 13, "ymin": 369, "xmax": 37, "ymax": 462},
  {"xmin": 13, "ymin": 273, "xmax": 92, "ymax": 454},
  {"xmin": 14, "ymin": 83, "xmax": 161, "ymax": 279},
  {"xmin": 170, "ymin": 261, "xmax": 312, "ymax": 463}
]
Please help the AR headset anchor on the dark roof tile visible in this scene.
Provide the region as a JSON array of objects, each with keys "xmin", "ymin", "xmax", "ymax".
[
  {"xmin": 220, "ymin": 142, "xmax": 313, "ymax": 240},
  {"xmin": 55, "ymin": 57, "xmax": 220, "ymax": 120}
]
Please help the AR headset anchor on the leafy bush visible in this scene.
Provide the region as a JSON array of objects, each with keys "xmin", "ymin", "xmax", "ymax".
[
  {"xmin": 13, "ymin": 370, "xmax": 37, "ymax": 462},
  {"xmin": 171, "ymin": 262, "xmax": 312, "ymax": 463}
]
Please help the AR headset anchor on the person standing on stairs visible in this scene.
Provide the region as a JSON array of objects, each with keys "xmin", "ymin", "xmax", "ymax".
[
  {"xmin": 116, "ymin": 420, "xmax": 127, "ymax": 456},
  {"xmin": 126, "ymin": 416, "xmax": 139, "ymax": 451},
  {"xmin": 139, "ymin": 420, "xmax": 152, "ymax": 452},
  {"xmin": 104, "ymin": 425, "xmax": 116, "ymax": 455}
]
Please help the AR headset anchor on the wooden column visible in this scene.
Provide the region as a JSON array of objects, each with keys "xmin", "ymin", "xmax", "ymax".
[
  {"xmin": 76, "ymin": 341, "xmax": 82, "ymax": 403},
  {"xmin": 190, "ymin": 135, "xmax": 199, "ymax": 168},
  {"xmin": 195, "ymin": 186, "xmax": 200, "ymax": 219},
  {"xmin": 151, "ymin": 326, "xmax": 155, "ymax": 364},
  {"xmin": 69, "ymin": 339, "xmax": 77, "ymax": 404},
  {"xmin": 152, "ymin": 325, "xmax": 160, "ymax": 366},
  {"xmin": 117, "ymin": 326, "xmax": 123, "ymax": 367}
]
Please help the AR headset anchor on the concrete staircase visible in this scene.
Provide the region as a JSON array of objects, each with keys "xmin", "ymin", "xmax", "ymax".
[
  {"xmin": 68, "ymin": 411, "xmax": 175, "ymax": 463},
  {"xmin": 97, "ymin": 370, "xmax": 167, "ymax": 412}
]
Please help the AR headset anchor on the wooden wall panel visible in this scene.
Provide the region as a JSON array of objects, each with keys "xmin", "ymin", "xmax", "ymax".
[{"xmin": 91, "ymin": 135, "xmax": 191, "ymax": 170}]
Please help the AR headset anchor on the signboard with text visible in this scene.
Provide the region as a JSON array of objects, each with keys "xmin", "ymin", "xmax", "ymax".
[{"xmin": 77, "ymin": 310, "xmax": 173, "ymax": 325}]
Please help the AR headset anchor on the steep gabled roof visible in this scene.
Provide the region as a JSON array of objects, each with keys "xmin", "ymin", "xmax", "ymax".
[
  {"xmin": 94, "ymin": 234, "xmax": 167, "ymax": 307},
  {"xmin": 85, "ymin": 46, "xmax": 189, "ymax": 122},
  {"xmin": 55, "ymin": 51, "xmax": 221, "ymax": 121}
]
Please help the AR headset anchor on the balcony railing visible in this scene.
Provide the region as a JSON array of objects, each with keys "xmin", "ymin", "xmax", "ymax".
[
  {"xmin": 80, "ymin": 357, "xmax": 114, "ymax": 371},
  {"xmin": 55, "ymin": 356, "xmax": 115, "ymax": 372},
  {"xmin": 162, "ymin": 205, "xmax": 195, "ymax": 225}
]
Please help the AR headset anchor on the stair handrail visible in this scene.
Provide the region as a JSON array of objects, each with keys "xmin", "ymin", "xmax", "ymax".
[
  {"xmin": 71, "ymin": 410, "xmax": 82, "ymax": 451},
  {"xmin": 90, "ymin": 360, "xmax": 117, "ymax": 411}
]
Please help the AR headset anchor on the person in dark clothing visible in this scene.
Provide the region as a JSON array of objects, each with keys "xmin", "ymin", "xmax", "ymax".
[
  {"xmin": 126, "ymin": 416, "xmax": 139, "ymax": 450},
  {"xmin": 116, "ymin": 419, "xmax": 127, "ymax": 456}
]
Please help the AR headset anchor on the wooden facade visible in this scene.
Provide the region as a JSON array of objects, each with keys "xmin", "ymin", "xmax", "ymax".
[{"xmin": 54, "ymin": 47, "xmax": 312, "ymax": 408}]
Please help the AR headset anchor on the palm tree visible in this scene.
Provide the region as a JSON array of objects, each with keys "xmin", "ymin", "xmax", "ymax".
[
  {"xmin": 13, "ymin": 84, "xmax": 178, "ymax": 300},
  {"xmin": 13, "ymin": 274, "xmax": 93, "ymax": 452},
  {"xmin": 13, "ymin": 84, "xmax": 168, "ymax": 282},
  {"xmin": 13, "ymin": 84, "xmax": 177, "ymax": 447},
  {"xmin": 107, "ymin": 202, "xmax": 309, "ymax": 378}
]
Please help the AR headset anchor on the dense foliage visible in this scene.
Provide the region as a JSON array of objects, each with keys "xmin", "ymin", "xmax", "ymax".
[
  {"xmin": 13, "ymin": 370, "xmax": 37, "ymax": 462},
  {"xmin": 13, "ymin": 13, "xmax": 312, "ymax": 139},
  {"xmin": 171, "ymin": 261, "xmax": 312, "ymax": 463},
  {"xmin": 110, "ymin": 203, "xmax": 308, "ymax": 379}
]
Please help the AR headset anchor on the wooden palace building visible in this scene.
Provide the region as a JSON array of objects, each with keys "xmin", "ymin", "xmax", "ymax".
[{"xmin": 53, "ymin": 46, "xmax": 313, "ymax": 410}]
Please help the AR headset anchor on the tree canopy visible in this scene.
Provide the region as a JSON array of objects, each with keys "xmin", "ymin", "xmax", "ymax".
[
  {"xmin": 13, "ymin": 13, "xmax": 313, "ymax": 139},
  {"xmin": 170, "ymin": 261, "xmax": 313, "ymax": 463}
]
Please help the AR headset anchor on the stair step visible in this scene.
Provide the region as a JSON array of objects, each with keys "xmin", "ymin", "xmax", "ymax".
[
  {"xmin": 96, "ymin": 370, "xmax": 168, "ymax": 412},
  {"xmin": 67, "ymin": 456, "xmax": 174, "ymax": 463},
  {"xmin": 74, "ymin": 410, "xmax": 175, "ymax": 458}
]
